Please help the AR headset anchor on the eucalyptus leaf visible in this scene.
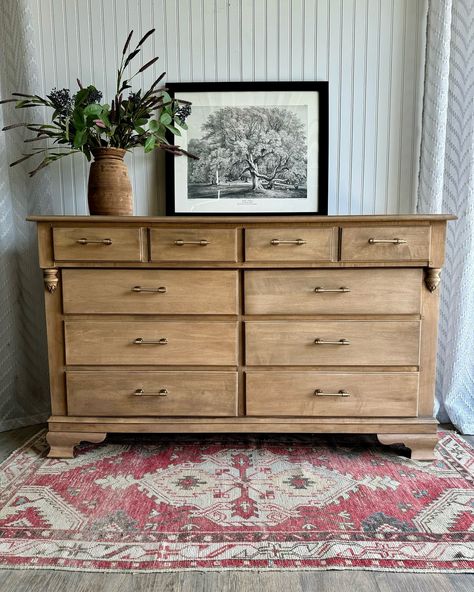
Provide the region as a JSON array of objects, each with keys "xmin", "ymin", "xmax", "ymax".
[{"xmin": 144, "ymin": 135, "xmax": 156, "ymax": 152}]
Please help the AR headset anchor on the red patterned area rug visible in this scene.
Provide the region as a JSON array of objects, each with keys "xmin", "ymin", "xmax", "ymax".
[{"xmin": 0, "ymin": 431, "xmax": 473, "ymax": 573}]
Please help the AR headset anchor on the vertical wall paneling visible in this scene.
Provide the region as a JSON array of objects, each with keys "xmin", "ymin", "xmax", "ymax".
[
  {"xmin": 23, "ymin": 0, "xmax": 426, "ymax": 215},
  {"xmin": 350, "ymin": 0, "xmax": 368, "ymax": 215},
  {"xmin": 374, "ymin": 0, "xmax": 394, "ymax": 214},
  {"xmin": 363, "ymin": 0, "xmax": 381, "ymax": 214}
]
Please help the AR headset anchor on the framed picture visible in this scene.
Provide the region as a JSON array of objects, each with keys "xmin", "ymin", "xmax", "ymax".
[{"xmin": 166, "ymin": 81, "xmax": 328, "ymax": 216}]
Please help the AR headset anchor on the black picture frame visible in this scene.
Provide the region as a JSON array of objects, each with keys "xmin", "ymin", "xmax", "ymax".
[{"xmin": 166, "ymin": 81, "xmax": 328, "ymax": 216}]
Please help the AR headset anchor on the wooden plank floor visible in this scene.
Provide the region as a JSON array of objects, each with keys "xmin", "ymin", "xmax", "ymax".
[{"xmin": 0, "ymin": 425, "xmax": 472, "ymax": 592}]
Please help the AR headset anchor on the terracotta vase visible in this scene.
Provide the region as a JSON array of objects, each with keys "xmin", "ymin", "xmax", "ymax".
[{"xmin": 87, "ymin": 147, "xmax": 133, "ymax": 216}]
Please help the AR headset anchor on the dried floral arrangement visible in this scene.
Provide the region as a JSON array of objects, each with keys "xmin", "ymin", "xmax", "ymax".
[{"xmin": 0, "ymin": 29, "xmax": 196, "ymax": 176}]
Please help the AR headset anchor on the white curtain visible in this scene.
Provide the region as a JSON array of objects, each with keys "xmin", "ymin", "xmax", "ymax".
[
  {"xmin": 418, "ymin": 0, "xmax": 474, "ymax": 433},
  {"xmin": 0, "ymin": 0, "xmax": 54, "ymax": 430}
]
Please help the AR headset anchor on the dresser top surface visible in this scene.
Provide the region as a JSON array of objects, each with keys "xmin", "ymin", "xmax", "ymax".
[{"xmin": 28, "ymin": 214, "xmax": 456, "ymax": 224}]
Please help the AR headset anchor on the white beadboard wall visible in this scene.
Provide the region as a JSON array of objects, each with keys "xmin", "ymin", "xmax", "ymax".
[{"xmin": 26, "ymin": 0, "xmax": 426, "ymax": 216}]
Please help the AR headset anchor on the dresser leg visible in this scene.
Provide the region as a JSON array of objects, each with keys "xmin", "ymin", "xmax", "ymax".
[
  {"xmin": 46, "ymin": 431, "xmax": 107, "ymax": 458},
  {"xmin": 377, "ymin": 433, "xmax": 438, "ymax": 461}
]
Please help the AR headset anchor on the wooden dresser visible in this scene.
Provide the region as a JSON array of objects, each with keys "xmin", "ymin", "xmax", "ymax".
[{"xmin": 29, "ymin": 215, "xmax": 453, "ymax": 460}]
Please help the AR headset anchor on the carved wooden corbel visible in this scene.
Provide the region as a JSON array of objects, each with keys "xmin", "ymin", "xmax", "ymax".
[
  {"xmin": 43, "ymin": 268, "xmax": 59, "ymax": 293},
  {"xmin": 425, "ymin": 268, "xmax": 441, "ymax": 292}
]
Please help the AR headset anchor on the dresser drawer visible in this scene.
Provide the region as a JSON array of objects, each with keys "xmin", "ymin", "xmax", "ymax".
[
  {"xmin": 62, "ymin": 269, "xmax": 238, "ymax": 314},
  {"xmin": 65, "ymin": 320, "xmax": 238, "ymax": 365},
  {"xmin": 53, "ymin": 227, "xmax": 143, "ymax": 261},
  {"xmin": 150, "ymin": 228, "xmax": 238, "ymax": 262},
  {"xmin": 245, "ymin": 321, "xmax": 420, "ymax": 366},
  {"xmin": 244, "ymin": 269, "xmax": 422, "ymax": 315},
  {"xmin": 341, "ymin": 226, "xmax": 431, "ymax": 262},
  {"xmin": 67, "ymin": 371, "xmax": 238, "ymax": 416},
  {"xmin": 245, "ymin": 228, "xmax": 336, "ymax": 262},
  {"xmin": 246, "ymin": 372, "xmax": 418, "ymax": 417}
]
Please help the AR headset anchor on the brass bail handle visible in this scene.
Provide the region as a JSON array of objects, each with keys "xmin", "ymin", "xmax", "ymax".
[
  {"xmin": 314, "ymin": 389, "xmax": 350, "ymax": 397},
  {"xmin": 134, "ymin": 388, "xmax": 169, "ymax": 397},
  {"xmin": 174, "ymin": 239, "xmax": 209, "ymax": 246},
  {"xmin": 313, "ymin": 338, "xmax": 350, "ymax": 345},
  {"xmin": 270, "ymin": 238, "xmax": 306, "ymax": 246},
  {"xmin": 76, "ymin": 238, "xmax": 112, "ymax": 245},
  {"xmin": 133, "ymin": 337, "xmax": 168, "ymax": 345}
]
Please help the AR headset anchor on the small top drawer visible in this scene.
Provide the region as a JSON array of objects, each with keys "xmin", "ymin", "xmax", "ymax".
[
  {"xmin": 150, "ymin": 228, "xmax": 238, "ymax": 262},
  {"xmin": 53, "ymin": 227, "xmax": 143, "ymax": 261},
  {"xmin": 245, "ymin": 227, "xmax": 337, "ymax": 262},
  {"xmin": 341, "ymin": 226, "xmax": 431, "ymax": 262}
]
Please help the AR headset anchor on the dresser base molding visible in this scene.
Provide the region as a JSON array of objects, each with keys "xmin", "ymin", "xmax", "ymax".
[
  {"xmin": 46, "ymin": 431, "xmax": 107, "ymax": 458},
  {"xmin": 377, "ymin": 433, "xmax": 439, "ymax": 461},
  {"xmin": 47, "ymin": 417, "xmax": 438, "ymax": 458}
]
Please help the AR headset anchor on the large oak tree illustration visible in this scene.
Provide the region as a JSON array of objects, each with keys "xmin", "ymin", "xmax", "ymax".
[{"xmin": 188, "ymin": 106, "xmax": 307, "ymax": 194}]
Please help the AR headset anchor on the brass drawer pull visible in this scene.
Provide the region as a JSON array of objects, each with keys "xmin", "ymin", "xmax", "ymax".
[
  {"xmin": 133, "ymin": 337, "xmax": 168, "ymax": 345},
  {"xmin": 314, "ymin": 389, "xmax": 350, "ymax": 397},
  {"xmin": 368, "ymin": 238, "xmax": 407, "ymax": 245},
  {"xmin": 174, "ymin": 239, "xmax": 209, "ymax": 246},
  {"xmin": 270, "ymin": 238, "xmax": 306, "ymax": 246},
  {"xmin": 314, "ymin": 286, "xmax": 351, "ymax": 293},
  {"xmin": 134, "ymin": 388, "xmax": 169, "ymax": 397},
  {"xmin": 132, "ymin": 286, "xmax": 167, "ymax": 293},
  {"xmin": 313, "ymin": 338, "xmax": 350, "ymax": 345},
  {"xmin": 76, "ymin": 238, "xmax": 113, "ymax": 245}
]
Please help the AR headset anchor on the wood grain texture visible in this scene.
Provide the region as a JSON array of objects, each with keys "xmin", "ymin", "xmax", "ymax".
[
  {"xmin": 245, "ymin": 320, "xmax": 421, "ymax": 366},
  {"xmin": 64, "ymin": 320, "xmax": 238, "ymax": 366},
  {"xmin": 28, "ymin": 215, "xmax": 457, "ymax": 223},
  {"xmin": 150, "ymin": 228, "xmax": 238, "ymax": 262},
  {"xmin": 62, "ymin": 269, "xmax": 239, "ymax": 314},
  {"xmin": 377, "ymin": 433, "xmax": 439, "ymax": 461},
  {"xmin": 53, "ymin": 227, "xmax": 143, "ymax": 261},
  {"xmin": 246, "ymin": 372, "xmax": 419, "ymax": 417},
  {"xmin": 244, "ymin": 268, "xmax": 422, "ymax": 315},
  {"xmin": 46, "ymin": 431, "xmax": 106, "ymax": 458},
  {"xmin": 341, "ymin": 225, "xmax": 431, "ymax": 261},
  {"xmin": 67, "ymin": 371, "xmax": 238, "ymax": 417},
  {"xmin": 245, "ymin": 227, "xmax": 337, "ymax": 262},
  {"xmin": 30, "ymin": 215, "xmax": 449, "ymax": 461}
]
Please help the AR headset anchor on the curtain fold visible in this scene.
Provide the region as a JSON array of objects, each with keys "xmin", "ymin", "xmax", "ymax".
[
  {"xmin": 418, "ymin": 0, "xmax": 474, "ymax": 433},
  {"xmin": 0, "ymin": 0, "xmax": 54, "ymax": 431}
]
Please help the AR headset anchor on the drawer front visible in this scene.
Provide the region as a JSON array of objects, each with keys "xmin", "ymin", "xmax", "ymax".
[
  {"xmin": 245, "ymin": 228, "xmax": 336, "ymax": 262},
  {"xmin": 341, "ymin": 226, "xmax": 431, "ymax": 262},
  {"xmin": 246, "ymin": 372, "xmax": 418, "ymax": 417},
  {"xmin": 245, "ymin": 268, "xmax": 422, "ymax": 315},
  {"xmin": 150, "ymin": 228, "xmax": 238, "ymax": 262},
  {"xmin": 67, "ymin": 371, "xmax": 238, "ymax": 416},
  {"xmin": 65, "ymin": 321, "xmax": 238, "ymax": 365},
  {"xmin": 245, "ymin": 321, "xmax": 420, "ymax": 366},
  {"xmin": 62, "ymin": 269, "xmax": 238, "ymax": 314},
  {"xmin": 53, "ymin": 227, "xmax": 143, "ymax": 261}
]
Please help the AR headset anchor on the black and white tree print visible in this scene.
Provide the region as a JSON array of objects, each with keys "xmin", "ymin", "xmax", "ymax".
[{"xmin": 187, "ymin": 106, "xmax": 308, "ymax": 199}]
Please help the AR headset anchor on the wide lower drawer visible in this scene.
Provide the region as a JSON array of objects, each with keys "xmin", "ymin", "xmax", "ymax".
[
  {"xmin": 244, "ymin": 268, "xmax": 422, "ymax": 315},
  {"xmin": 245, "ymin": 227, "xmax": 337, "ymax": 262},
  {"xmin": 62, "ymin": 269, "xmax": 238, "ymax": 314},
  {"xmin": 341, "ymin": 226, "xmax": 431, "ymax": 262},
  {"xmin": 67, "ymin": 371, "xmax": 238, "ymax": 416},
  {"xmin": 150, "ymin": 228, "xmax": 238, "ymax": 262},
  {"xmin": 245, "ymin": 321, "xmax": 420, "ymax": 366},
  {"xmin": 53, "ymin": 227, "xmax": 143, "ymax": 261},
  {"xmin": 65, "ymin": 321, "xmax": 238, "ymax": 365},
  {"xmin": 246, "ymin": 372, "xmax": 419, "ymax": 416}
]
